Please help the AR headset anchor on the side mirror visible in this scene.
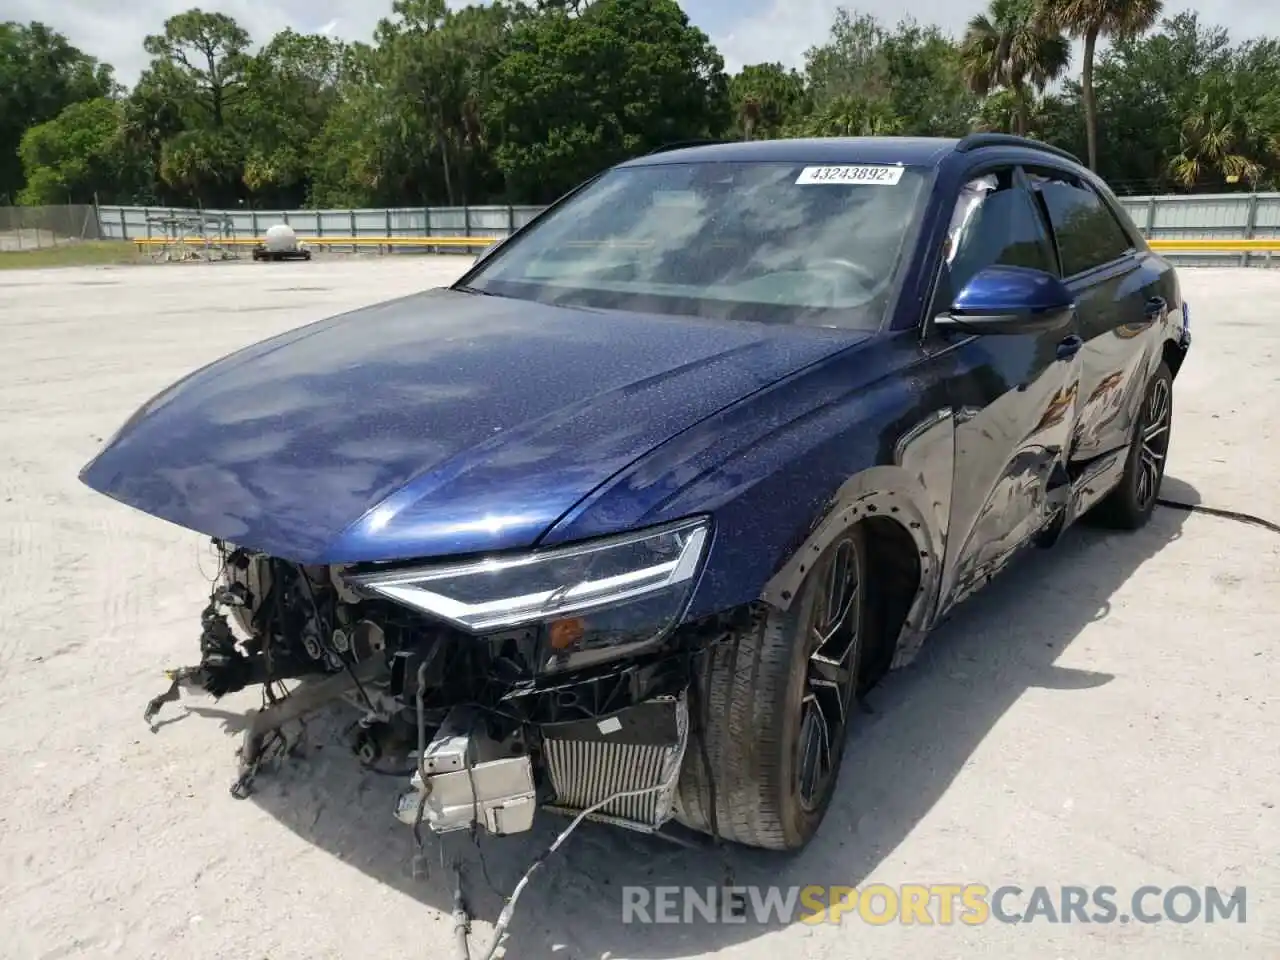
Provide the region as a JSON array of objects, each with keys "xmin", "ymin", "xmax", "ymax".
[{"xmin": 934, "ymin": 265, "xmax": 1075, "ymax": 335}]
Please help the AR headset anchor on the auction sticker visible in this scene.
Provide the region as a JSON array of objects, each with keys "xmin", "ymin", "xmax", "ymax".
[{"xmin": 796, "ymin": 164, "xmax": 905, "ymax": 185}]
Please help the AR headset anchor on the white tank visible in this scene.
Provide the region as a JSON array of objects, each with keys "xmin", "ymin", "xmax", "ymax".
[{"xmin": 263, "ymin": 223, "xmax": 299, "ymax": 253}]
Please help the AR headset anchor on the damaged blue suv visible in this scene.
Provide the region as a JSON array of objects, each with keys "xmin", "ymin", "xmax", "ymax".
[{"xmin": 81, "ymin": 134, "xmax": 1191, "ymax": 852}]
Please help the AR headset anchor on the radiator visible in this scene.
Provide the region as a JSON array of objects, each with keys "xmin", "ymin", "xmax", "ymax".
[{"xmin": 540, "ymin": 694, "xmax": 688, "ymax": 832}]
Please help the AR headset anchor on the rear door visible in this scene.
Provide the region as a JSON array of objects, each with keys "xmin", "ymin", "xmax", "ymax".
[
  {"xmin": 926, "ymin": 164, "xmax": 1084, "ymax": 612},
  {"xmin": 1023, "ymin": 167, "xmax": 1174, "ymax": 465}
]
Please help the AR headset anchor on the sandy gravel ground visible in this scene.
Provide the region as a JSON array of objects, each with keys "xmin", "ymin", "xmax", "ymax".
[{"xmin": 1, "ymin": 259, "xmax": 1277, "ymax": 960}]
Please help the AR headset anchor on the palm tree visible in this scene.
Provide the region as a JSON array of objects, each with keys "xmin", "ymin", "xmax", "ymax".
[
  {"xmin": 1168, "ymin": 118, "xmax": 1261, "ymax": 190},
  {"xmin": 1168, "ymin": 70, "xmax": 1277, "ymax": 190},
  {"xmin": 1039, "ymin": 0, "xmax": 1163, "ymax": 171},
  {"xmin": 739, "ymin": 95, "xmax": 762, "ymax": 140},
  {"xmin": 798, "ymin": 95, "xmax": 904, "ymax": 138},
  {"xmin": 961, "ymin": 0, "xmax": 1070, "ymax": 137},
  {"xmin": 971, "ymin": 86, "xmax": 1053, "ymax": 135}
]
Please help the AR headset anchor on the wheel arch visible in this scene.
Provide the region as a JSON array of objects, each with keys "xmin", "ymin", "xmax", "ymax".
[
  {"xmin": 1162, "ymin": 334, "xmax": 1188, "ymax": 381},
  {"xmin": 760, "ymin": 465, "xmax": 945, "ymax": 673}
]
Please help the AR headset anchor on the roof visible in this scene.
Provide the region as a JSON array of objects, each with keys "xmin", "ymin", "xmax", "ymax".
[
  {"xmin": 621, "ymin": 137, "xmax": 962, "ymax": 169},
  {"xmin": 620, "ymin": 134, "xmax": 1084, "ymax": 170}
]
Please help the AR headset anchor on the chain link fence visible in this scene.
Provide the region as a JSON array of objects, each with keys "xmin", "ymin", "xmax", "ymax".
[{"xmin": 0, "ymin": 205, "xmax": 103, "ymax": 250}]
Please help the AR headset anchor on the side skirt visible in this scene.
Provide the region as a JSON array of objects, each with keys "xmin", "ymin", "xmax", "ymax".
[{"xmin": 1034, "ymin": 446, "xmax": 1129, "ymax": 549}]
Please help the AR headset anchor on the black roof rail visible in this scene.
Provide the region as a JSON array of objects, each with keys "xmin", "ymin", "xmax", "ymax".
[
  {"xmin": 644, "ymin": 139, "xmax": 735, "ymax": 155},
  {"xmin": 955, "ymin": 133, "xmax": 1082, "ymax": 165}
]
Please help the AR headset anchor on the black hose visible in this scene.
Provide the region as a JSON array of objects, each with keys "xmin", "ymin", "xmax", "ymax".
[
  {"xmin": 452, "ymin": 865, "xmax": 472, "ymax": 960},
  {"xmin": 1156, "ymin": 499, "xmax": 1280, "ymax": 535}
]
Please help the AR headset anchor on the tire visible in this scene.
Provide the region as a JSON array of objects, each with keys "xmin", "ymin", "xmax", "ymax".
[
  {"xmin": 676, "ymin": 525, "xmax": 867, "ymax": 850},
  {"xmin": 1090, "ymin": 362, "xmax": 1173, "ymax": 530}
]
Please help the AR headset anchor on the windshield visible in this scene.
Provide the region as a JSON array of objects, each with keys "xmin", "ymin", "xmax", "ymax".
[{"xmin": 462, "ymin": 160, "xmax": 930, "ymax": 329}]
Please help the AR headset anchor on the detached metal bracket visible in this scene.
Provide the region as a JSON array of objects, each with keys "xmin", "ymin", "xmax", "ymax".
[
  {"xmin": 232, "ymin": 660, "xmax": 382, "ymax": 798},
  {"xmin": 143, "ymin": 665, "xmax": 210, "ymax": 727}
]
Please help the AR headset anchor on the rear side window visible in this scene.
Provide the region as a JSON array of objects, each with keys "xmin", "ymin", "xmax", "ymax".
[{"xmin": 1029, "ymin": 172, "xmax": 1133, "ymax": 276}]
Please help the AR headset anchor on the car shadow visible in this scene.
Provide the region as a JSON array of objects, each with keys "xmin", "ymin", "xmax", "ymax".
[{"xmin": 241, "ymin": 479, "xmax": 1195, "ymax": 960}]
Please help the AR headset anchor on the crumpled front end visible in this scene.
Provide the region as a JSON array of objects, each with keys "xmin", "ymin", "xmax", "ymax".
[{"xmin": 147, "ymin": 519, "xmax": 720, "ymax": 840}]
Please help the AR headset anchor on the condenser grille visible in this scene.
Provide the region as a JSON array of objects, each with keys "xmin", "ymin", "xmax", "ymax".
[{"xmin": 542, "ymin": 739, "xmax": 670, "ymax": 826}]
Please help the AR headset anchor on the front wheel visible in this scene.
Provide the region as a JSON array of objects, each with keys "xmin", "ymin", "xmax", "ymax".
[
  {"xmin": 675, "ymin": 526, "xmax": 867, "ymax": 850},
  {"xmin": 1090, "ymin": 362, "xmax": 1173, "ymax": 530}
]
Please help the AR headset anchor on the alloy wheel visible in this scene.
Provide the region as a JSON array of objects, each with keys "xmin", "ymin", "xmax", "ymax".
[
  {"xmin": 1135, "ymin": 377, "xmax": 1171, "ymax": 510},
  {"xmin": 796, "ymin": 536, "xmax": 861, "ymax": 812}
]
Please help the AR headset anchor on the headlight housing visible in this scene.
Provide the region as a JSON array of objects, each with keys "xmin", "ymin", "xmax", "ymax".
[{"xmin": 345, "ymin": 517, "xmax": 710, "ymax": 673}]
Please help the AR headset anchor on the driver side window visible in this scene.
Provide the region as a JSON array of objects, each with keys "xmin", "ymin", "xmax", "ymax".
[{"xmin": 941, "ymin": 167, "xmax": 1059, "ymax": 299}]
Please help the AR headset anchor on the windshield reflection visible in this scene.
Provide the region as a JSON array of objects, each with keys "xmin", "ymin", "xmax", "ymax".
[{"xmin": 463, "ymin": 161, "xmax": 929, "ymax": 329}]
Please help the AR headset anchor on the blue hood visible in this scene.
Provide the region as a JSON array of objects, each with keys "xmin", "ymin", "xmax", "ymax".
[{"xmin": 80, "ymin": 288, "xmax": 862, "ymax": 563}]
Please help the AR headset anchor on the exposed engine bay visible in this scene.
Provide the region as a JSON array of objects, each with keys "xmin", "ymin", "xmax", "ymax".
[{"xmin": 145, "ymin": 541, "xmax": 714, "ymax": 841}]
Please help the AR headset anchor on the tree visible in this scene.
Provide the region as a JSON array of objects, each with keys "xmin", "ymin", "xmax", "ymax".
[
  {"xmin": 792, "ymin": 94, "xmax": 903, "ymax": 137},
  {"xmin": 6, "ymin": 2, "xmax": 1277, "ymax": 208},
  {"xmin": 802, "ymin": 12, "xmax": 978, "ymax": 139},
  {"xmin": 1168, "ymin": 39, "xmax": 1280, "ymax": 191},
  {"xmin": 139, "ymin": 9, "xmax": 255, "ymax": 205},
  {"xmin": 0, "ymin": 22, "xmax": 115, "ymax": 203},
  {"xmin": 17, "ymin": 97, "xmax": 141, "ymax": 204},
  {"xmin": 308, "ymin": 43, "xmax": 398, "ymax": 207},
  {"xmin": 375, "ymin": 0, "xmax": 514, "ymax": 206},
  {"xmin": 804, "ymin": 9, "xmax": 891, "ymax": 106},
  {"xmin": 728, "ymin": 63, "xmax": 808, "ymax": 140},
  {"xmin": 1087, "ymin": 12, "xmax": 1230, "ymax": 191},
  {"xmin": 880, "ymin": 19, "xmax": 980, "ymax": 136},
  {"xmin": 239, "ymin": 30, "xmax": 345, "ymax": 205},
  {"xmin": 1040, "ymin": 0, "xmax": 1163, "ymax": 171},
  {"xmin": 960, "ymin": 0, "xmax": 1070, "ymax": 137},
  {"xmin": 142, "ymin": 10, "xmax": 251, "ymax": 128},
  {"xmin": 486, "ymin": 0, "xmax": 730, "ymax": 202}
]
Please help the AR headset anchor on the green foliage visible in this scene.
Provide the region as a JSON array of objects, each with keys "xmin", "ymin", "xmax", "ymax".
[
  {"xmin": 729, "ymin": 64, "xmax": 809, "ymax": 140},
  {"xmin": 1040, "ymin": 0, "xmax": 1165, "ymax": 169},
  {"xmin": 486, "ymin": 0, "xmax": 730, "ymax": 202},
  {"xmin": 5, "ymin": 2, "xmax": 1280, "ymax": 210},
  {"xmin": 17, "ymin": 98, "xmax": 136, "ymax": 204},
  {"xmin": 960, "ymin": 0, "xmax": 1070, "ymax": 136},
  {"xmin": 803, "ymin": 13, "xmax": 980, "ymax": 138},
  {"xmin": 0, "ymin": 21, "xmax": 116, "ymax": 203},
  {"xmin": 239, "ymin": 30, "xmax": 346, "ymax": 204}
]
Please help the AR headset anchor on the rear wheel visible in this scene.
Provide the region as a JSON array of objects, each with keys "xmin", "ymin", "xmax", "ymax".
[
  {"xmin": 1090, "ymin": 362, "xmax": 1173, "ymax": 530},
  {"xmin": 676, "ymin": 526, "xmax": 866, "ymax": 850}
]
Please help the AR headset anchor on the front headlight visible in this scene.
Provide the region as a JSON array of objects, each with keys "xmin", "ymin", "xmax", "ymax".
[{"xmin": 345, "ymin": 517, "xmax": 710, "ymax": 672}]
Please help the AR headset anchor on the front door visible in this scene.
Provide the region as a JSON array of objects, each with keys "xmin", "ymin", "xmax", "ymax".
[{"xmin": 926, "ymin": 165, "xmax": 1085, "ymax": 613}]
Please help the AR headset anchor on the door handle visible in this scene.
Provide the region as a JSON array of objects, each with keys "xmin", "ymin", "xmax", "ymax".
[
  {"xmin": 1144, "ymin": 296, "xmax": 1167, "ymax": 319},
  {"xmin": 1056, "ymin": 334, "xmax": 1083, "ymax": 361}
]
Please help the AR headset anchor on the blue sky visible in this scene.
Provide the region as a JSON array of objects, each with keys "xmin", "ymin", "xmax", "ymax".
[{"xmin": 1, "ymin": 0, "xmax": 1275, "ymax": 85}]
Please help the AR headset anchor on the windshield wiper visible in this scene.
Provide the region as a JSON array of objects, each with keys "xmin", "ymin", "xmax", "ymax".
[{"xmin": 453, "ymin": 283, "xmax": 494, "ymax": 296}]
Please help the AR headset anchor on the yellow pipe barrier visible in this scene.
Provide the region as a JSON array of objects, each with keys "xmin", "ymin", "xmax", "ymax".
[
  {"xmin": 131, "ymin": 235, "xmax": 497, "ymax": 250},
  {"xmin": 129, "ymin": 235, "xmax": 1279, "ymax": 253},
  {"xmin": 1147, "ymin": 238, "xmax": 1280, "ymax": 251}
]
